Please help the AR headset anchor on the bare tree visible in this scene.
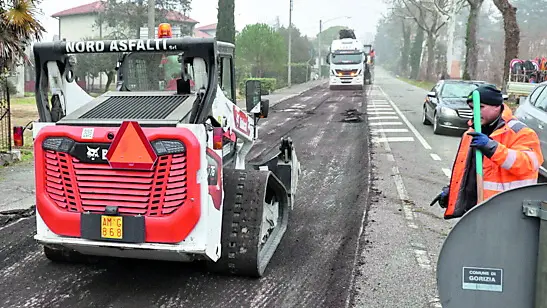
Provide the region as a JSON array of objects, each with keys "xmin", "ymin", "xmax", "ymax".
[
  {"xmin": 387, "ymin": 4, "xmax": 415, "ymax": 76},
  {"xmin": 400, "ymin": 0, "xmax": 450, "ymax": 80},
  {"xmin": 491, "ymin": 0, "xmax": 520, "ymax": 91},
  {"xmin": 462, "ymin": 0, "xmax": 485, "ymax": 80}
]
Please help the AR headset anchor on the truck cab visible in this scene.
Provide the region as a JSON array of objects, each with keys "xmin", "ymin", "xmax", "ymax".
[{"xmin": 326, "ymin": 38, "xmax": 367, "ymax": 90}]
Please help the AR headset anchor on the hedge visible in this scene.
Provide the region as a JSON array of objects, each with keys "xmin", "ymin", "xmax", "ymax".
[
  {"xmin": 239, "ymin": 78, "xmax": 277, "ymax": 95},
  {"xmin": 262, "ymin": 63, "xmax": 313, "ymax": 89},
  {"xmin": 236, "ymin": 63, "xmax": 316, "ymax": 95}
]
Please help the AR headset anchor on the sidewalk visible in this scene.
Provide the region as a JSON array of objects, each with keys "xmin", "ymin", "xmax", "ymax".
[
  {"xmin": 0, "ymin": 78, "xmax": 327, "ymax": 213},
  {"xmin": 237, "ymin": 78, "xmax": 327, "ymax": 111},
  {"xmin": 0, "ymin": 160, "xmax": 35, "ymax": 213}
]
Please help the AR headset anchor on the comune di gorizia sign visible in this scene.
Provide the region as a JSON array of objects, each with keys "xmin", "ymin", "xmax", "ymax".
[{"xmin": 462, "ymin": 266, "xmax": 503, "ymax": 292}]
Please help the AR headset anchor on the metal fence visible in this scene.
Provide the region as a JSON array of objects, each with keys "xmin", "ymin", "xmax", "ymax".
[{"xmin": 0, "ymin": 78, "xmax": 11, "ymax": 152}]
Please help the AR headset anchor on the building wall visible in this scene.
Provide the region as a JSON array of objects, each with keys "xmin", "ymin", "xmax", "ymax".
[
  {"xmin": 58, "ymin": 14, "xmax": 118, "ymax": 92},
  {"xmin": 59, "ymin": 14, "xmax": 125, "ymax": 41},
  {"xmin": 204, "ymin": 29, "xmax": 216, "ymax": 37},
  {"xmin": 60, "ymin": 14, "xmax": 101, "ymax": 41}
]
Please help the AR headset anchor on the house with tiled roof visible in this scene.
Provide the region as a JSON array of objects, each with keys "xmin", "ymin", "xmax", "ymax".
[
  {"xmin": 194, "ymin": 23, "xmax": 217, "ymax": 38},
  {"xmin": 51, "ymin": 1, "xmax": 199, "ymax": 41}
]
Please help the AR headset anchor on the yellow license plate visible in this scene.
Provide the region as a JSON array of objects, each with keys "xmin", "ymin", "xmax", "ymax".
[{"xmin": 101, "ymin": 215, "xmax": 123, "ymax": 239}]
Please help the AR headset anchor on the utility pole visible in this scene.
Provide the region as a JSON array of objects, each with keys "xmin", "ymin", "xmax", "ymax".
[
  {"xmin": 148, "ymin": 0, "xmax": 156, "ymax": 39},
  {"xmin": 318, "ymin": 19, "xmax": 322, "ymax": 79},
  {"xmin": 288, "ymin": 0, "xmax": 293, "ymax": 87}
]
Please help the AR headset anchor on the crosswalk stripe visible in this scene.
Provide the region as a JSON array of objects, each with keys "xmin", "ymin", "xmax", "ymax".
[
  {"xmin": 371, "ymin": 128, "xmax": 409, "ymax": 134},
  {"xmin": 368, "ymin": 116, "xmax": 399, "ymax": 120},
  {"xmin": 369, "ymin": 122, "xmax": 403, "ymax": 126},
  {"xmin": 372, "ymin": 137, "xmax": 415, "ymax": 143}
]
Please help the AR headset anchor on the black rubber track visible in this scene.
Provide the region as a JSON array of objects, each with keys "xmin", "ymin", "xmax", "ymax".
[{"xmin": 208, "ymin": 168, "xmax": 289, "ymax": 278}]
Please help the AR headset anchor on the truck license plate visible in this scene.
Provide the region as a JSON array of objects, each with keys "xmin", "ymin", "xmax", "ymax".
[{"xmin": 101, "ymin": 215, "xmax": 123, "ymax": 239}]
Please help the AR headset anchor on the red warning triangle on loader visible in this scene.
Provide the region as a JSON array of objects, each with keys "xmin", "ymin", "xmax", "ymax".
[{"xmin": 106, "ymin": 121, "xmax": 158, "ymax": 170}]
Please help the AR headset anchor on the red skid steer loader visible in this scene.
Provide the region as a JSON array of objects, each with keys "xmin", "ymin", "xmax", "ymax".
[{"xmin": 29, "ymin": 29, "xmax": 301, "ymax": 278}]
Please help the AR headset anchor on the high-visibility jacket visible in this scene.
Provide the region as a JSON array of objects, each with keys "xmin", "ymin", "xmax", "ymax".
[{"xmin": 444, "ymin": 104, "xmax": 543, "ymax": 219}]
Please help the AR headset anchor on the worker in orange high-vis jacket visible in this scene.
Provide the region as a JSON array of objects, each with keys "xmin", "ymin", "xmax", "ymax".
[{"xmin": 430, "ymin": 85, "xmax": 543, "ymax": 219}]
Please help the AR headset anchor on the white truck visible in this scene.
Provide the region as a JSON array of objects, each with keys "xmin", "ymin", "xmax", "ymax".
[{"xmin": 326, "ymin": 38, "xmax": 368, "ymax": 90}]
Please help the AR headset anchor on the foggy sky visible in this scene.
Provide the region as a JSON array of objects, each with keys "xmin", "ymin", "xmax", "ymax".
[{"xmin": 35, "ymin": 0, "xmax": 388, "ymax": 42}]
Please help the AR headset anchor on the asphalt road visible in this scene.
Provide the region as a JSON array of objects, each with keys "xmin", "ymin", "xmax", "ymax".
[
  {"xmin": 0, "ymin": 82, "xmax": 372, "ymax": 308},
  {"xmin": 0, "ymin": 69, "xmax": 465, "ymax": 308}
]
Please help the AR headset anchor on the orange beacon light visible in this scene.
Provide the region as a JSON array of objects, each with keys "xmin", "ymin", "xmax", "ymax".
[{"xmin": 158, "ymin": 23, "xmax": 172, "ymax": 38}]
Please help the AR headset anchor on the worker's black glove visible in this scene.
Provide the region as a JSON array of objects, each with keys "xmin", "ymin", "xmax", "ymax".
[{"xmin": 430, "ymin": 186, "xmax": 449, "ymax": 208}]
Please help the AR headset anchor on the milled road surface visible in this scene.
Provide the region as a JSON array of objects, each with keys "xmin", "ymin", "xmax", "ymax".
[{"xmin": 0, "ymin": 82, "xmax": 374, "ymax": 308}]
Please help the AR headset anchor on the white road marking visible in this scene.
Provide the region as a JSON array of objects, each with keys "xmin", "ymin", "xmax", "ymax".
[
  {"xmin": 378, "ymin": 86, "xmax": 432, "ymax": 150},
  {"xmin": 369, "ymin": 121, "xmax": 403, "ymax": 126},
  {"xmin": 429, "ymin": 297, "xmax": 442, "ymax": 308},
  {"xmin": 414, "ymin": 249, "xmax": 432, "ymax": 270},
  {"xmin": 386, "ymin": 153, "xmax": 395, "ymax": 161},
  {"xmin": 392, "ymin": 166, "xmax": 418, "ymax": 229},
  {"xmin": 368, "ymin": 116, "xmax": 399, "ymax": 120},
  {"xmin": 367, "ymin": 109, "xmax": 393, "ymax": 112},
  {"xmin": 367, "ymin": 111, "xmax": 396, "ymax": 115},
  {"xmin": 371, "ymin": 128, "xmax": 409, "ymax": 134},
  {"xmin": 372, "ymin": 137, "xmax": 415, "ymax": 143},
  {"xmin": 430, "ymin": 153, "xmax": 441, "ymax": 161},
  {"xmin": 442, "ymin": 168, "xmax": 451, "ymax": 177},
  {"xmin": 367, "ymin": 107, "xmax": 393, "ymax": 111}
]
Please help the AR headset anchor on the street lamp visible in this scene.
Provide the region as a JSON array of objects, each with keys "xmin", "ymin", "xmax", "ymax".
[{"xmin": 317, "ymin": 16, "xmax": 351, "ymax": 78}]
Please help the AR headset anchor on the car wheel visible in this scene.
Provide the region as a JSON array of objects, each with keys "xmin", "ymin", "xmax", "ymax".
[
  {"xmin": 433, "ymin": 112, "xmax": 443, "ymax": 135},
  {"xmin": 422, "ymin": 105, "xmax": 431, "ymax": 125}
]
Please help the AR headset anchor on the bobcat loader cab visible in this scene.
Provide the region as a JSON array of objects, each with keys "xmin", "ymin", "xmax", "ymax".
[{"xmin": 31, "ymin": 25, "xmax": 301, "ymax": 278}]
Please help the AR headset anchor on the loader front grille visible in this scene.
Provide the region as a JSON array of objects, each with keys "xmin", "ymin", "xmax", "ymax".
[{"xmin": 43, "ymin": 150, "xmax": 188, "ymax": 216}]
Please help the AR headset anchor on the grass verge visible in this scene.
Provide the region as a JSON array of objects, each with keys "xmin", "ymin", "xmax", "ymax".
[{"xmin": 397, "ymin": 77, "xmax": 435, "ymax": 91}]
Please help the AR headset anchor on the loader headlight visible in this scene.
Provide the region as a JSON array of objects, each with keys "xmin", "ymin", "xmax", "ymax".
[
  {"xmin": 151, "ymin": 140, "xmax": 186, "ymax": 155},
  {"xmin": 42, "ymin": 137, "xmax": 75, "ymax": 152}
]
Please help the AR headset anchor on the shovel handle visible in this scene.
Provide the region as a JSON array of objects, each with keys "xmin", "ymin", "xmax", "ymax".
[{"xmin": 472, "ymin": 90, "xmax": 484, "ymax": 203}]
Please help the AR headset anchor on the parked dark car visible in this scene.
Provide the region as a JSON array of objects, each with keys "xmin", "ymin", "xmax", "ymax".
[
  {"xmin": 421, "ymin": 80, "xmax": 506, "ymax": 135},
  {"xmin": 513, "ymin": 81, "xmax": 547, "ymax": 178}
]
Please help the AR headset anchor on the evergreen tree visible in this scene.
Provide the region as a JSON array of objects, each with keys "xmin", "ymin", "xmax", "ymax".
[{"xmin": 216, "ymin": 0, "xmax": 235, "ymax": 44}]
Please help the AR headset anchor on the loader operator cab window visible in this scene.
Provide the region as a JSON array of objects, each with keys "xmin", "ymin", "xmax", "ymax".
[{"xmin": 124, "ymin": 51, "xmax": 203, "ymax": 93}]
